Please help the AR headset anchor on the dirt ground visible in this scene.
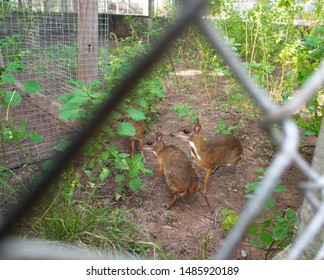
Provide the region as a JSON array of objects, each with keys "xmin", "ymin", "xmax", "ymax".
[{"xmin": 110, "ymin": 66, "xmax": 315, "ymax": 260}]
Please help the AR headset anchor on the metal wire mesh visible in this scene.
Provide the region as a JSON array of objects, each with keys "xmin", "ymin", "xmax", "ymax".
[
  {"xmin": 0, "ymin": 0, "xmax": 323, "ymax": 259},
  {"xmin": 0, "ymin": 0, "xmax": 109, "ymax": 168}
]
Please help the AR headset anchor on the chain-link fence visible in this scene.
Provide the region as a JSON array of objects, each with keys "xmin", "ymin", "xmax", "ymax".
[{"xmin": 0, "ymin": 0, "xmax": 323, "ymax": 259}]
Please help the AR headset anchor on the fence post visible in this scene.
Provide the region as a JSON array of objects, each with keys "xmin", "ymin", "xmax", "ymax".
[{"xmin": 77, "ymin": 0, "xmax": 98, "ymax": 84}]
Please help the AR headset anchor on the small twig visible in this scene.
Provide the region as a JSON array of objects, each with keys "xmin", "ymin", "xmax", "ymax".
[
  {"xmin": 183, "ymin": 205, "xmax": 212, "ymax": 225},
  {"xmin": 124, "ymin": 188, "xmax": 141, "ymax": 203}
]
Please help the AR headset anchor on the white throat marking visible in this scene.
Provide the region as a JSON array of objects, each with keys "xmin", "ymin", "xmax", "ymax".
[{"xmin": 189, "ymin": 141, "xmax": 201, "ymax": 161}]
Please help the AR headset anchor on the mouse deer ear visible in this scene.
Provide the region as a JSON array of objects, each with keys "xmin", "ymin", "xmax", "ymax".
[
  {"xmin": 194, "ymin": 118, "xmax": 200, "ymax": 125},
  {"xmin": 156, "ymin": 132, "xmax": 163, "ymax": 142},
  {"xmin": 194, "ymin": 124, "xmax": 201, "ymax": 134}
]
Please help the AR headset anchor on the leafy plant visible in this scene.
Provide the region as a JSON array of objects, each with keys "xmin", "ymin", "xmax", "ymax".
[
  {"xmin": 58, "ymin": 79, "xmax": 107, "ymax": 121},
  {"xmin": 220, "ymin": 167, "xmax": 297, "ymax": 259},
  {"xmin": 244, "ymin": 171, "xmax": 297, "ymax": 259},
  {"xmin": 0, "ymin": 62, "xmax": 44, "ymax": 208},
  {"xmin": 213, "ymin": 119, "xmax": 244, "ymax": 135},
  {"xmin": 293, "ymin": 96, "xmax": 323, "ymax": 139},
  {"xmin": 57, "ymin": 30, "xmax": 168, "ymax": 200},
  {"xmin": 25, "ymin": 165, "xmax": 159, "ymax": 258},
  {"xmin": 172, "ymin": 103, "xmax": 199, "ymax": 122},
  {"xmin": 0, "ymin": 62, "xmax": 43, "ymax": 167},
  {"xmin": 221, "ymin": 208, "xmax": 239, "ymax": 233}
]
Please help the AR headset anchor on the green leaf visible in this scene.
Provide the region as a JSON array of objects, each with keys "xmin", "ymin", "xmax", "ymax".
[
  {"xmin": 115, "ymin": 173, "xmax": 126, "ymax": 183},
  {"xmin": 129, "ymin": 167, "xmax": 140, "ymax": 177},
  {"xmin": 1, "ymin": 73, "xmax": 15, "ymax": 83},
  {"xmin": 99, "ymin": 167, "xmax": 111, "ymax": 182},
  {"xmin": 129, "ymin": 177, "xmax": 143, "ymax": 191},
  {"xmin": 53, "ymin": 140, "xmax": 71, "ymax": 151},
  {"xmin": 273, "ymin": 225, "xmax": 289, "ymax": 241},
  {"xmin": 117, "ymin": 121, "xmax": 136, "ymax": 137},
  {"xmin": 59, "ymin": 93, "xmax": 74, "ymax": 101},
  {"xmin": 221, "ymin": 209, "xmax": 239, "ymax": 231},
  {"xmin": 42, "ymin": 159, "xmax": 55, "ymax": 171},
  {"xmin": 20, "ymin": 121, "xmax": 28, "ymax": 127},
  {"xmin": 22, "ymin": 80, "xmax": 43, "ymax": 94},
  {"xmin": 260, "ymin": 231, "xmax": 273, "ymax": 246},
  {"xmin": 273, "ymin": 184, "xmax": 288, "ymax": 193},
  {"xmin": 142, "ymin": 168, "xmax": 153, "ymax": 176},
  {"xmin": 301, "ymin": 130, "xmax": 317, "ymax": 139},
  {"xmin": 245, "ymin": 181, "xmax": 260, "ymax": 192},
  {"xmin": 68, "ymin": 96, "xmax": 89, "ymax": 106},
  {"xmin": 244, "ymin": 194, "xmax": 254, "ymax": 200},
  {"xmin": 91, "ymin": 92, "xmax": 107, "ymax": 101},
  {"xmin": 100, "ymin": 151, "xmax": 111, "ymax": 161},
  {"xmin": 29, "ymin": 132, "xmax": 43, "ymax": 143},
  {"xmin": 17, "ymin": 129, "xmax": 27, "ymax": 138},
  {"xmin": 249, "ymin": 238, "xmax": 259, "ymax": 247},
  {"xmin": 262, "ymin": 218, "xmax": 272, "ymax": 229},
  {"xmin": 89, "ymin": 80, "xmax": 102, "ymax": 89},
  {"xmin": 248, "ymin": 223, "xmax": 258, "ymax": 236},
  {"xmin": 4, "ymin": 91, "xmax": 22, "ymax": 106},
  {"xmin": 110, "ymin": 110, "xmax": 122, "ymax": 120},
  {"xmin": 59, "ymin": 104, "xmax": 86, "ymax": 121},
  {"xmin": 116, "ymin": 157, "xmax": 129, "ymax": 170},
  {"xmin": 6, "ymin": 62, "xmax": 24, "ymax": 72},
  {"xmin": 306, "ymin": 35, "xmax": 318, "ymax": 47},
  {"xmin": 69, "ymin": 80, "xmax": 86, "ymax": 88},
  {"xmin": 285, "ymin": 209, "xmax": 297, "ymax": 220},
  {"xmin": 126, "ymin": 107, "xmax": 146, "ymax": 121},
  {"xmin": 264, "ymin": 196, "xmax": 275, "ymax": 211},
  {"xmin": 136, "ymin": 97, "xmax": 148, "ymax": 108}
]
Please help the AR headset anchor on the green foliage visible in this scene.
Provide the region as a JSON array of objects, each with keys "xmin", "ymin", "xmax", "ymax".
[
  {"xmin": 293, "ymin": 96, "xmax": 323, "ymax": 138},
  {"xmin": 213, "ymin": 119, "xmax": 244, "ymax": 135},
  {"xmin": 0, "ymin": 62, "xmax": 44, "ymax": 205},
  {"xmin": 221, "ymin": 208, "xmax": 239, "ymax": 233},
  {"xmin": 244, "ymin": 170, "xmax": 296, "ymax": 259},
  {"xmin": 56, "ymin": 28, "xmax": 168, "ymax": 201},
  {"xmin": 220, "ymin": 173, "xmax": 296, "ymax": 259},
  {"xmin": 26, "ymin": 166, "xmax": 159, "ymax": 257},
  {"xmin": 0, "ymin": 62, "xmax": 43, "ymax": 169},
  {"xmin": 172, "ymin": 103, "xmax": 199, "ymax": 122},
  {"xmin": 0, "ymin": 2, "xmax": 41, "ymax": 63},
  {"xmin": 207, "ymin": 0, "xmax": 323, "ymax": 136},
  {"xmin": 59, "ymin": 80, "xmax": 106, "ymax": 121}
]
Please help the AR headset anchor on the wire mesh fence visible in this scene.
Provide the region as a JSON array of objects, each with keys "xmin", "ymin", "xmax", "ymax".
[
  {"xmin": 0, "ymin": 0, "xmax": 323, "ymax": 259},
  {"xmin": 0, "ymin": 0, "xmax": 109, "ymax": 168}
]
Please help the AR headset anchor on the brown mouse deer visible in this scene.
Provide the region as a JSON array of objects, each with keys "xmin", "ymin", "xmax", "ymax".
[
  {"xmin": 119, "ymin": 117, "xmax": 145, "ymax": 158},
  {"xmin": 171, "ymin": 118, "xmax": 244, "ymax": 194},
  {"xmin": 141, "ymin": 132, "xmax": 212, "ymax": 212}
]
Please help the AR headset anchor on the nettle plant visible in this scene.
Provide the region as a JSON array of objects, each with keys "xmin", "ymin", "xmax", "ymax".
[
  {"xmin": 58, "ymin": 78, "xmax": 160, "ymax": 200},
  {"xmin": 172, "ymin": 103, "xmax": 199, "ymax": 123},
  {"xmin": 0, "ymin": 62, "xmax": 43, "ymax": 165},
  {"xmin": 0, "ymin": 62, "xmax": 43, "ymax": 201},
  {"xmin": 220, "ymin": 168, "xmax": 297, "ymax": 259},
  {"xmin": 56, "ymin": 27, "xmax": 169, "ymax": 200},
  {"xmin": 245, "ymin": 169, "xmax": 297, "ymax": 259}
]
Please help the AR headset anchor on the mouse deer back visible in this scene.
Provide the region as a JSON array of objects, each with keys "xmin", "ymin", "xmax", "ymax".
[
  {"xmin": 171, "ymin": 118, "xmax": 244, "ymax": 193},
  {"xmin": 141, "ymin": 132, "xmax": 212, "ymax": 211}
]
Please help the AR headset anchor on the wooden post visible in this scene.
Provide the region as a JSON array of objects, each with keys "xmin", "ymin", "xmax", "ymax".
[
  {"xmin": 77, "ymin": 0, "xmax": 98, "ymax": 84},
  {"xmin": 148, "ymin": 0, "xmax": 154, "ymax": 28}
]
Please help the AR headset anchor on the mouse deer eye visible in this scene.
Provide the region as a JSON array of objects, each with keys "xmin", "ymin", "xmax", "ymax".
[
  {"xmin": 147, "ymin": 141, "xmax": 153, "ymax": 146},
  {"xmin": 183, "ymin": 129, "xmax": 190, "ymax": 134}
]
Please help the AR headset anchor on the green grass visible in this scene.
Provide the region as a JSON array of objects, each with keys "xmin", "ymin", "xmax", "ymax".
[{"xmin": 23, "ymin": 188, "xmax": 160, "ymax": 258}]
